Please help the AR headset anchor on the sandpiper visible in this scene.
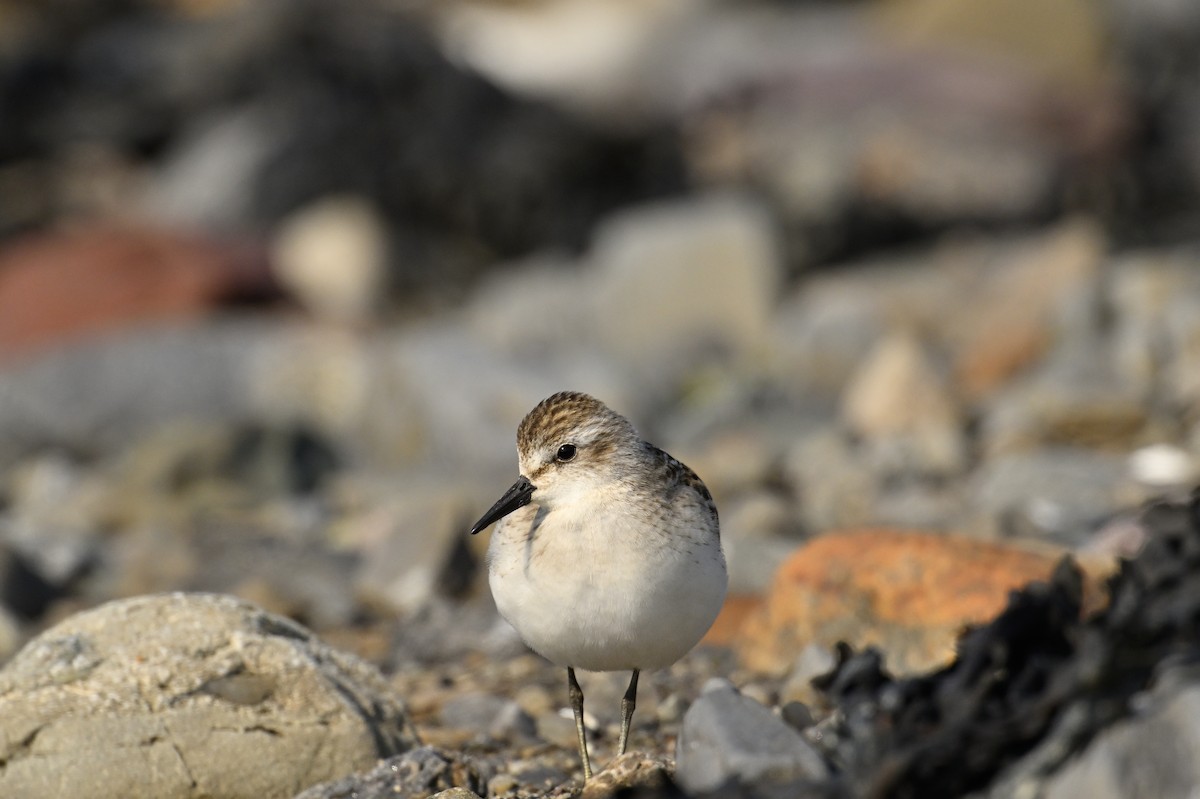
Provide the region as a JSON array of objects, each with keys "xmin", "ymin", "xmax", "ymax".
[{"xmin": 470, "ymin": 391, "xmax": 727, "ymax": 779}]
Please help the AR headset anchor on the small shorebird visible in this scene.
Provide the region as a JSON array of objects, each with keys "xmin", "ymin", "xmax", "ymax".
[{"xmin": 470, "ymin": 391, "xmax": 727, "ymax": 779}]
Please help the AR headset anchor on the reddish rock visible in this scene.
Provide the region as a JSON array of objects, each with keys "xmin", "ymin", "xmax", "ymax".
[
  {"xmin": 736, "ymin": 528, "xmax": 1110, "ymax": 676},
  {"xmin": 0, "ymin": 226, "xmax": 272, "ymax": 362},
  {"xmin": 950, "ymin": 220, "xmax": 1104, "ymax": 400}
]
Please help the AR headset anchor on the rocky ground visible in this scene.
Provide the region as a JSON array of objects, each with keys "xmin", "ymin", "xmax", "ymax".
[{"xmin": 3, "ymin": 0, "xmax": 1200, "ymax": 797}]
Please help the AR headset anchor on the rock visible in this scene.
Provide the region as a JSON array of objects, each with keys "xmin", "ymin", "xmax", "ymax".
[
  {"xmin": 876, "ymin": 0, "xmax": 1109, "ymax": 87},
  {"xmin": 502, "ymin": 757, "xmax": 575, "ymax": 796},
  {"xmin": 0, "ymin": 542, "xmax": 61, "ymax": 622},
  {"xmin": 980, "ymin": 351, "xmax": 1150, "ymax": 458},
  {"xmin": 181, "ymin": 525, "xmax": 361, "ymax": 632},
  {"xmin": 672, "ymin": 428, "xmax": 782, "ymax": 502},
  {"xmin": 466, "ymin": 254, "xmax": 594, "ymax": 355},
  {"xmin": 293, "ymin": 746, "xmax": 489, "ymax": 799},
  {"xmin": 1, "ymin": 453, "xmax": 105, "ymax": 585},
  {"xmin": 0, "ymin": 604, "xmax": 20, "ymax": 663},
  {"xmin": 781, "ymin": 430, "xmax": 878, "ymax": 531},
  {"xmin": 426, "ymin": 0, "xmax": 695, "ymax": 114},
  {"xmin": 1029, "ymin": 682, "xmax": 1200, "ymax": 799},
  {"xmin": 871, "ymin": 480, "xmax": 968, "ymax": 532},
  {"xmin": 949, "ymin": 220, "xmax": 1106, "ymax": 400},
  {"xmin": 0, "ymin": 593, "xmax": 416, "ymax": 799},
  {"xmin": 581, "ymin": 751, "xmax": 673, "ymax": 799},
  {"xmin": 0, "ymin": 318, "xmax": 284, "ymax": 469},
  {"xmin": 0, "ymin": 226, "xmax": 271, "ymax": 363},
  {"xmin": 1107, "ymin": 251, "xmax": 1200, "ymax": 400},
  {"xmin": 387, "ymin": 596, "xmax": 528, "ymax": 668},
  {"xmin": 438, "ymin": 692, "xmax": 531, "ymax": 740},
  {"xmin": 673, "ymin": 15, "xmax": 1125, "ymax": 260},
  {"xmin": 771, "ymin": 277, "xmax": 887, "ymax": 397},
  {"xmin": 588, "ymin": 193, "xmax": 782, "ymax": 382},
  {"xmin": 384, "ymin": 321, "xmax": 634, "ymax": 480},
  {"xmin": 719, "ymin": 493, "xmax": 801, "ymax": 595},
  {"xmin": 809, "ymin": 495, "xmax": 1200, "ymax": 797},
  {"xmin": 736, "ymin": 529, "xmax": 1086, "ymax": 675},
  {"xmin": 779, "ymin": 643, "xmax": 838, "ymax": 709},
  {"xmin": 674, "ymin": 678, "xmax": 828, "ymax": 794},
  {"xmin": 1128, "ymin": 443, "xmax": 1198, "ymax": 489},
  {"xmin": 140, "ymin": 104, "xmax": 282, "ymax": 232},
  {"xmin": 702, "ymin": 595, "xmax": 766, "ymax": 648},
  {"xmin": 1134, "ymin": 262, "xmax": 1200, "ymax": 417},
  {"xmin": 4, "ymin": 0, "xmax": 687, "ymax": 299},
  {"xmin": 428, "ymin": 789, "xmax": 484, "ymax": 799},
  {"xmin": 840, "ymin": 332, "xmax": 966, "ymax": 476},
  {"xmin": 271, "ymin": 195, "xmax": 389, "ymax": 324},
  {"xmin": 969, "ymin": 449, "xmax": 1137, "ymax": 544},
  {"xmin": 350, "ymin": 480, "xmax": 480, "ymax": 614}
]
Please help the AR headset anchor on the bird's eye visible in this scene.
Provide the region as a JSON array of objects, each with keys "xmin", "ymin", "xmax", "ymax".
[{"xmin": 556, "ymin": 444, "xmax": 577, "ymax": 462}]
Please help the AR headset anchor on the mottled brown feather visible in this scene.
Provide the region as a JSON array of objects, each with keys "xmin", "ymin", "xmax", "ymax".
[
  {"xmin": 646, "ymin": 444, "xmax": 720, "ymax": 530},
  {"xmin": 517, "ymin": 391, "xmax": 633, "ymax": 456}
]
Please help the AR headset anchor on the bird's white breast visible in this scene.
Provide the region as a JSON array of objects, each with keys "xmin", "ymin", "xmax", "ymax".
[{"xmin": 486, "ymin": 490, "xmax": 727, "ymax": 672}]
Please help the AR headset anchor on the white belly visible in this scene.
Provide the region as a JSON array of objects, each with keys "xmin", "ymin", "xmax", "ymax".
[{"xmin": 486, "ymin": 501, "xmax": 727, "ymax": 672}]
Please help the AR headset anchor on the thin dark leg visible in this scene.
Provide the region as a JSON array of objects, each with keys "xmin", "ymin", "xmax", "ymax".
[
  {"xmin": 568, "ymin": 667, "xmax": 592, "ymax": 780},
  {"xmin": 617, "ymin": 669, "xmax": 640, "ymax": 756}
]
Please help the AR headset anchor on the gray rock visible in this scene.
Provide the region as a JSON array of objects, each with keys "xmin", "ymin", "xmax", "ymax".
[
  {"xmin": 0, "ymin": 319, "xmax": 283, "ymax": 469},
  {"xmin": 587, "ymin": 193, "xmax": 782, "ymax": 383},
  {"xmin": 428, "ymin": 790, "xmax": 484, "ymax": 799},
  {"xmin": 771, "ymin": 277, "xmax": 887, "ymax": 398},
  {"xmin": 720, "ymin": 493, "xmax": 802, "ymax": 594},
  {"xmin": 969, "ymin": 448, "xmax": 1133, "ymax": 544},
  {"xmin": 1, "ymin": 453, "xmax": 104, "ymax": 588},
  {"xmin": 674, "ymin": 678, "xmax": 828, "ymax": 794},
  {"xmin": 293, "ymin": 746, "xmax": 489, "ymax": 799},
  {"xmin": 465, "ymin": 254, "xmax": 594, "ymax": 355},
  {"xmin": 352, "ymin": 482, "xmax": 477, "ymax": 614},
  {"xmin": 780, "ymin": 644, "xmax": 838, "ymax": 708},
  {"xmin": 782, "ymin": 429, "xmax": 879, "ymax": 531},
  {"xmin": 0, "ymin": 593, "xmax": 417, "ymax": 799},
  {"xmin": 979, "ymin": 343, "xmax": 1149, "ymax": 459},
  {"xmin": 439, "ymin": 692, "xmax": 531, "ymax": 739},
  {"xmin": 0, "ymin": 604, "xmax": 19, "ymax": 663},
  {"xmin": 1041, "ymin": 684, "xmax": 1200, "ymax": 799},
  {"xmin": 1107, "ymin": 251, "xmax": 1200, "ymax": 399},
  {"xmin": 139, "ymin": 104, "xmax": 280, "ymax": 231},
  {"xmin": 979, "ymin": 680, "xmax": 1200, "ymax": 799}
]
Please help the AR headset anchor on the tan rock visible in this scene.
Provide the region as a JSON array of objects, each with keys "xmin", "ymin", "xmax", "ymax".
[
  {"xmin": 0, "ymin": 593, "xmax": 416, "ymax": 799},
  {"xmin": 841, "ymin": 332, "xmax": 965, "ymax": 475},
  {"xmin": 271, "ymin": 195, "xmax": 388, "ymax": 324},
  {"xmin": 581, "ymin": 752, "xmax": 673, "ymax": 799}
]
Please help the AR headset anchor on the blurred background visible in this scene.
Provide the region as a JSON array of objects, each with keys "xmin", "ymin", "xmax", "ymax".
[{"xmin": 1, "ymin": 0, "xmax": 1199, "ymax": 667}]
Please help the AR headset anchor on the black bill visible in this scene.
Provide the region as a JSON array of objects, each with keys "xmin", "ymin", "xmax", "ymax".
[{"xmin": 469, "ymin": 475, "xmax": 536, "ymax": 535}]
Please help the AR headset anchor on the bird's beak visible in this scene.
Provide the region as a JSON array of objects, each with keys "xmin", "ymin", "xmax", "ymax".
[{"xmin": 470, "ymin": 475, "xmax": 536, "ymax": 535}]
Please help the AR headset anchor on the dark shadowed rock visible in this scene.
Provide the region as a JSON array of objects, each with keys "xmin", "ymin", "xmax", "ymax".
[{"xmin": 293, "ymin": 746, "xmax": 489, "ymax": 799}]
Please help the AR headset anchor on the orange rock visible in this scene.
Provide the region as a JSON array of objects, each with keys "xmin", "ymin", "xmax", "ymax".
[
  {"xmin": 736, "ymin": 528, "xmax": 1108, "ymax": 676},
  {"xmin": 702, "ymin": 593, "xmax": 764, "ymax": 647},
  {"xmin": 0, "ymin": 226, "xmax": 271, "ymax": 362}
]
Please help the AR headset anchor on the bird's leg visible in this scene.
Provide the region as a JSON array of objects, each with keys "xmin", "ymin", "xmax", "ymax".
[
  {"xmin": 568, "ymin": 667, "xmax": 593, "ymax": 780},
  {"xmin": 617, "ymin": 669, "xmax": 640, "ymax": 756}
]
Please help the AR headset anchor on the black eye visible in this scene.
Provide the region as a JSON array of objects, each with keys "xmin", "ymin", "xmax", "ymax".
[{"xmin": 556, "ymin": 444, "xmax": 577, "ymax": 462}]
